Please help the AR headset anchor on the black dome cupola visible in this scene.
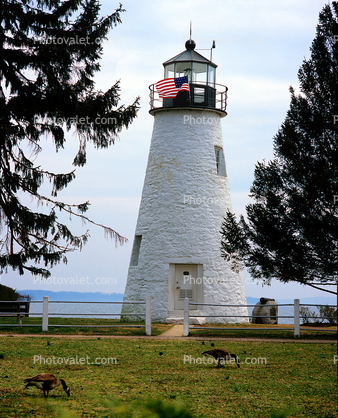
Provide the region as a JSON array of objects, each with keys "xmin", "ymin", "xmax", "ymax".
[{"xmin": 185, "ymin": 39, "xmax": 196, "ymax": 50}]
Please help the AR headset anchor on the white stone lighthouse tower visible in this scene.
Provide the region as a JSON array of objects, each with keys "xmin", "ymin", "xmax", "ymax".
[{"xmin": 122, "ymin": 39, "xmax": 248, "ymax": 323}]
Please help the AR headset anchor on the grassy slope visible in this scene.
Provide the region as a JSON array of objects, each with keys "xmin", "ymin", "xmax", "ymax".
[{"xmin": 0, "ymin": 337, "xmax": 337, "ymax": 417}]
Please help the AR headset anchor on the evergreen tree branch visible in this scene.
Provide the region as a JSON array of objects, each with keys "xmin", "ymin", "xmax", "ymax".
[
  {"xmin": 33, "ymin": 192, "xmax": 127, "ymax": 246},
  {"xmin": 0, "ymin": 0, "xmax": 137, "ymax": 277},
  {"xmin": 305, "ymin": 283, "xmax": 337, "ymax": 295}
]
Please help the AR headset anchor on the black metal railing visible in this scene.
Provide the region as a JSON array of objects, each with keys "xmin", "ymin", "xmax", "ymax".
[{"xmin": 149, "ymin": 81, "xmax": 228, "ymax": 113}]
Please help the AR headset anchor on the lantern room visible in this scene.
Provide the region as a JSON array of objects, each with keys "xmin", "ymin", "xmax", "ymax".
[
  {"xmin": 163, "ymin": 39, "xmax": 216, "ymax": 86},
  {"xmin": 149, "ymin": 39, "xmax": 228, "ymax": 114}
]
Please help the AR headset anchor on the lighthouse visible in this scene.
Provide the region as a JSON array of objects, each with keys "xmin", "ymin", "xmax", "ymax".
[{"xmin": 122, "ymin": 38, "xmax": 248, "ymax": 324}]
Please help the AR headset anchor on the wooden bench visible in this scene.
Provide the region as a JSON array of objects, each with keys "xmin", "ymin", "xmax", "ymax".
[{"xmin": 0, "ymin": 300, "xmax": 30, "ymax": 325}]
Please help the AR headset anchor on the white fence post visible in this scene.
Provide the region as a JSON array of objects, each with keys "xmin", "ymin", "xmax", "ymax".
[
  {"xmin": 294, "ymin": 299, "xmax": 300, "ymax": 338},
  {"xmin": 145, "ymin": 297, "xmax": 151, "ymax": 336},
  {"xmin": 42, "ymin": 296, "xmax": 49, "ymax": 332},
  {"xmin": 183, "ymin": 298, "xmax": 189, "ymax": 336}
]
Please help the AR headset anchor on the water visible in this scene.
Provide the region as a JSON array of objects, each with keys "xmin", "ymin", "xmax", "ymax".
[
  {"xmin": 29, "ymin": 301, "xmax": 123, "ymax": 320},
  {"xmin": 28, "ymin": 302, "xmax": 297, "ymax": 324}
]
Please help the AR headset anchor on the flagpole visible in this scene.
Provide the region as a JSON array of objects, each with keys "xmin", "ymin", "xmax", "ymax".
[{"xmin": 189, "ymin": 21, "xmax": 192, "ymax": 106}]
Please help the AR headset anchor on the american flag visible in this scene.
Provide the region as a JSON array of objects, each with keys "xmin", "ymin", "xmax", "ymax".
[{"xmin": 155, "ymin": 76, "xmax": 189, "ymax": 98}]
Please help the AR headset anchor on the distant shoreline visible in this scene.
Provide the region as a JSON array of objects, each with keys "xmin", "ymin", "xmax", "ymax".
[
  {"xmin": 14, "ymin": 289, "xmax": 337, "ymax": 306},
  {"xmin": 16, "ymin": 289, "xmax": 124, "ymax": 302}
]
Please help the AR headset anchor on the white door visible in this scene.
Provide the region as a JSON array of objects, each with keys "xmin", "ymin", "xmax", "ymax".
[{"xmin": 174, "ymin": 265, "xmax": 198, "ymax": 310}]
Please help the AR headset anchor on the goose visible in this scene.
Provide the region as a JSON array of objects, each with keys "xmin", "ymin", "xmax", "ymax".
[
  {"xmin": 202, "ymin": 348, "xmax": 240, "ymax": 368},
  {"xmin": 24, "ymin": 373, "xmax": 70, "ymax": 397}
]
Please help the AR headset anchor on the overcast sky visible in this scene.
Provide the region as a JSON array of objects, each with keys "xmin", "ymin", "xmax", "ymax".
[{"xmin": 1, "ymin": 0, "xmax": 336, "ymax": 300}]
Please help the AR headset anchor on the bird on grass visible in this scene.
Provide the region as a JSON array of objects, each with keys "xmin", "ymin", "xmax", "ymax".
[
  {"xmin": 24, "ymin": 373, "xmax": 70, "ymax": 397},
  {"xmin": 202, "ymin": 348, "xmax": 240, "ymax": 368}
]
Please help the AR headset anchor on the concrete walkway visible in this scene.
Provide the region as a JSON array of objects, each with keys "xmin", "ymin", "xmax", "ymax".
[{"xmin": 157, "ymin": 324, "xmax": 184, "ymax": 337}]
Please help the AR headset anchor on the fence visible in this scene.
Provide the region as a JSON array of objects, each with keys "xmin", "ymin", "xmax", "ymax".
[
  {"xmin": 183, "ymin": 298, "xmax": 337, "ymax": 337},
  {"xmin": 1, "ymin": 297, "xmax": 336, "ymax": 338},
  {"xmin": 0, "ymin": 296, "xmax": 152, "ymax": 336}
]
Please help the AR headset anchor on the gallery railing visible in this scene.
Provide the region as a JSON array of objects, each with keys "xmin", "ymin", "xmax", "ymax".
[{"xmin": 149, "ymin": 81, "xmax": 228, "ymax": 114}]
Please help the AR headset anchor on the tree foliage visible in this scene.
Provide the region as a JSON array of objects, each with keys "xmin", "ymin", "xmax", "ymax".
[
  {"xmin": 299, "ymin": 305, "xmax": 337, "ymax": 324},
  {"xmin": 221, "ymin": 2, "xmax": 338, "ymax": 295},
  {"xmin": 0, "ymin": 283, "xmax": 22, "ymax": 301},
  {"xmin": 0, "ymin": 0, "xmax": 140, "ymax": 277}
]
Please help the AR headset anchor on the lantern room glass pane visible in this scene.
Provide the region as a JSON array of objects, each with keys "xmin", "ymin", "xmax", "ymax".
[
  {"xmin": 164, "ymin": 63, "xmax": 174, "ymax": 79},
  {"xmin": 175, "ymin": 62, "xmax": 192, "ymax": 81},
  {"xmin": 208, "ymin": 66, "xmax": 215, "ymax": 87},
  {"xmin": 192, "ymin": 62, "xmax": 207, "ymax": 83},
  {"xmin": 194, "ymin": 87, "xmax": 205, "ymax": 103}
]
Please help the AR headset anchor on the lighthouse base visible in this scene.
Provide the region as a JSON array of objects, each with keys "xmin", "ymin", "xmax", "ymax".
[{"xmin": 165, "ymin": 316, "xmax": 207, "ymax": 325}]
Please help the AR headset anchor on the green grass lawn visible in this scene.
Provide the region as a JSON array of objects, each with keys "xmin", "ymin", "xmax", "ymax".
[
  {"xmin": 0, "ymin": 337, "xmax": 336, "ymax": 417},
  {"xmin": 188, "ymin": 323, "xmax": 337, "ymax": 340}
]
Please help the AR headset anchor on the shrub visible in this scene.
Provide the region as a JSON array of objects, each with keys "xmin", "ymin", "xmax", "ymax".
[
  {"xmin": 299, "ymin": 307, "xmax": 318, "ymax": 324},
  {"xmin": 317, "ymin": 305, "xmax": 338, "ymax": 324},
  {"xmin": 0, "ymin": 284, "xmax": 22, "ymax": 301}
]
